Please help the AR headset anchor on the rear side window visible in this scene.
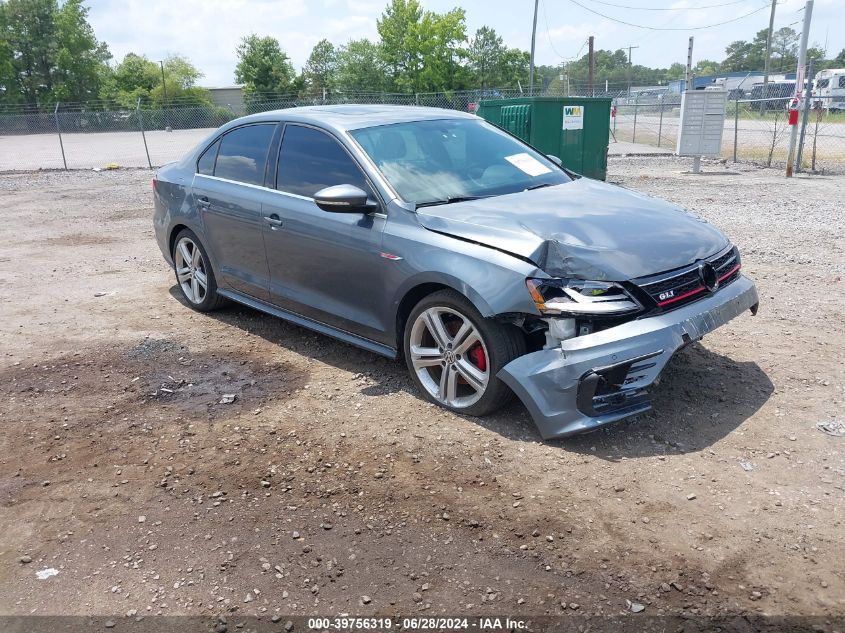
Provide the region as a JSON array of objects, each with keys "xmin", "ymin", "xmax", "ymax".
[
  {"xmin": 197, "ymin": 139, "xmax": 219, "ymax": 175},
  {"xmin": 215, "ymin": 124, "xmax": 275, "ymax": 186},
  {"xmin": 840, "ymin": 76, "xmax": 845, "ymax": 88},
  {"xmin": 276, "ymin": 125, "xmax": 372, "ymax": 198}
]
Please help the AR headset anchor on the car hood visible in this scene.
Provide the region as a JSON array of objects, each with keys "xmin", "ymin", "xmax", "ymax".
[{"xmin": 416, "ymin": 178, "xmax": 729, "ymax": 280}]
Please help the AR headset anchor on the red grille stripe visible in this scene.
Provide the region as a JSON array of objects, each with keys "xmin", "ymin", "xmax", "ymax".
[
  {"xmin": 718, "ymin": 263, "xmax": 741, "ymax": 282},
  {"xmin": 658, "ymin": 285, "xmax": 706, "ymax": 307}
]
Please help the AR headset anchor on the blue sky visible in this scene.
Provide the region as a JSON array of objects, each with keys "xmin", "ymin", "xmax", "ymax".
[{"xmin": 86, "ymin": 0, "xmax": 842, "ymax": 87}]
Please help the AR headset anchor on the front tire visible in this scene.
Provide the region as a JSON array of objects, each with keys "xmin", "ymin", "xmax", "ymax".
[
  {"xmin": 403, "ymin": 290, "xmax": 526, "ymax": 417},
  {"xmin": 172, "ymin": 229, "xmax": 226, "ymax": 312}
]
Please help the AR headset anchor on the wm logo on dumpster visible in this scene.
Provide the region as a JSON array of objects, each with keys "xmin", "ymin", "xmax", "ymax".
[{"xmin": 564, "ymin": 106, "xmax": 582, "ymax": 116}]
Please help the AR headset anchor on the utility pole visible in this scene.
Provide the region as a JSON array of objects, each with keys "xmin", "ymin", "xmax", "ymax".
[
  {"xmin": 795, "ymin": 58, "xmax": 814, "ymax": 171},
  {"xmin": 685, "ymin": 36, "xmax": 694, "ymax": 92},
  {"xmin": 588, "ymin": 36, "xmax": 595, "ymax": 97},
  {"xmin": 159, "ymin": 60, "xmax": 170, "ymax": 130},
  {"xmin": 626, "ymin": 44, "xmax": 639, "ymax": 97},
  {"xmin": 762, "ymin": 0, "xmax": 777, "ymax": 103},
  {"xmin": 529, "ymin": 0, "xmax": 539, "ymax": 96},
  {"xmin": 786, "ymin": 0, "xmax": 813, "ymax": 177}
]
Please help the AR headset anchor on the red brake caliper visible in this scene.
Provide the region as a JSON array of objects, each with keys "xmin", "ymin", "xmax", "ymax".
[{"xmin": 468, "ymin": 345, "xmax": 487, "ymax": 371}]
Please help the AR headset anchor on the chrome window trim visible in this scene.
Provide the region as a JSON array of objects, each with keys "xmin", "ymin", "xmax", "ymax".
[
  {"xmin": 194, "ymin": 121, "xmax": 277, "ymax": 179},
  {"xmin": 194, "ymin": 173, "xmax": 388, "ymax": 219}
]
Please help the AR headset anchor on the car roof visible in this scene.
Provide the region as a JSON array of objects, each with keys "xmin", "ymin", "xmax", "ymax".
[{"xmin": 231, "ymin": 104, "xmax": 478, "ymax": 132}]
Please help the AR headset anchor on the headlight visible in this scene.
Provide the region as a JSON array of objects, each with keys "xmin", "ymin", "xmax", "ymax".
[{"xmin": 526, "ymin": 278, "xmax": 642, "ymax": 316}]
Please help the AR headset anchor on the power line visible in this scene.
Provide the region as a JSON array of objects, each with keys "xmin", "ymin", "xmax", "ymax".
[
  {"xmin": 585, "ymin": 0, "xmax": 759, "ymax": 10},
  {"xmin": 541, "ymin": 0, "xmax": 588, "ymax": 60},
  {"xmin": 567, "ymin": 0, "xmax": 771, "ymax": 30}
]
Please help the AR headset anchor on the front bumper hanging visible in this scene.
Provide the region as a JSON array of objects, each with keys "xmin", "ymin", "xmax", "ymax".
[{"xmin": 498, "ymin": 275, "xmax": 760, "ymax": 439}]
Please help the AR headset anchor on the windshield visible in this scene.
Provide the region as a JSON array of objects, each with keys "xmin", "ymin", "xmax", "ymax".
[{"xmin": 350, "ymin": 118, "xmax": 571, "ymax": 206}]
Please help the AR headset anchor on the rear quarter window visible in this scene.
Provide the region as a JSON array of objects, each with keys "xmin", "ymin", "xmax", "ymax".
[{"xmin": 197, "ymin": 139, "xmax": 219, "ymax": 175}]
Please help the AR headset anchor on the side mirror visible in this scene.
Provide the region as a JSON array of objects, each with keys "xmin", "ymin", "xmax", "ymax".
[
  {"xmin": 313, "ymin": 184, "xmax": 375, "ymax": 213},
  {"xmin": 546, "ymin": 154, "xmax": 563, "ymax": 167}
]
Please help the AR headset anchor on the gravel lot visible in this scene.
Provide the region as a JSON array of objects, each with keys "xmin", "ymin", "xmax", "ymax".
[{"xmin": 0, "ymin": 157, "xmax": 843, "ymax": 625}]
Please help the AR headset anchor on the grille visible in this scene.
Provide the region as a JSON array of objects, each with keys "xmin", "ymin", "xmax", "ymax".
[{"xmin": 634, "ymin": 246, "xmax": 741, "ymax": 312}]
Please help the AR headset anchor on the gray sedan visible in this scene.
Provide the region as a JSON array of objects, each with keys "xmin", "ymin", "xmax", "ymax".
[{"xmin": 153, "ymin": 105, "xmax": 759, "ymax": 439}]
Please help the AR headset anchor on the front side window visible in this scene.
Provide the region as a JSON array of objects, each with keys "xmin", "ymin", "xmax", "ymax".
[
  {"xmin": 276, "ymin": 125, "xmax": 373, "ymax": 198},
  {"xmin": 839, "ymin": 76, "xmax": 845, "ymax": 89},
  {"xmin": 350, "ymin": 118, "xmax": 570, "ymax": 206},
  {"xmin": 215, "ymin": 124, "xmax": 275, "ymax": 186}
]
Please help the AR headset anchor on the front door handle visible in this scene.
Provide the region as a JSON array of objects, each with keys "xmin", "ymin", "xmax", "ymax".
[{"xmin": 264, "ymin": 214, "xmax": 283, "ymax": 228}]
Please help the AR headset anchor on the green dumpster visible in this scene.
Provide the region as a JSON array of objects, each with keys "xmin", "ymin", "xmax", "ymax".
[{"xmin": 476, "ymin": 96, "xmax": 612, "ymax": 180}]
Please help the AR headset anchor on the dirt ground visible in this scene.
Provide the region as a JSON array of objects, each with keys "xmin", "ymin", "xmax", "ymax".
[{"xmin": 0, "ymin": 157, "xmax": 842, "ymax": 626}]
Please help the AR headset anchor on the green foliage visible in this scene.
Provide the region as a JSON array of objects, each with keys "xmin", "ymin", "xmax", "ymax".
[
  {"xmin": 722, "ymin": 28, "xmax": 798, "ymax": 73},
  {"xmin": 539, "ymin": 48, "xmax": 674, "ymax": 93},
  {"xmin": 302, "ymin": 39, "xmax": 337, "ymax": 97},
  {"xmin": 52, "ymin": 0, "xmax": 111, "ymax": 103},
  {"xmin": 100, "ymin": 53, "xmax": 211, "ymax": 108},
  {"xmin": 467, "ymin": 26, "xmax": 502, "ymax": 89},
  {"xmin": 693, "ymin": 60, "xmax": 721, "ymax": 76},
  {"xmin": 377, "ymin": 0, "xmax": 468, "ymax": 92},
  {"xmin": 335, "ymin": 38, "xmax": 386, "ymax": 92},
  {"xmin": 0, "ymin": 0, "xmax": 111, "ymax": 107},
  {"xmin": 497, "ymin": 48, "xmax": 529, "ymax": 90},
  {"xmin": 235, "ymin": 34, "xmax": 296, "ymax": 97}
]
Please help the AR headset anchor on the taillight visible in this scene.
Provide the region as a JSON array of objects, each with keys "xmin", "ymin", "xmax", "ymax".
[{"xmin": 152, "ymin": 176, "xmax": 157, "ymax": 192}]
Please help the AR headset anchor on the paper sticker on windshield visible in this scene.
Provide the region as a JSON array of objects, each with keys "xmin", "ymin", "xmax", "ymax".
[{"xmin": 504, "ymin": 153, "xmax": 552, "ymax": 177}]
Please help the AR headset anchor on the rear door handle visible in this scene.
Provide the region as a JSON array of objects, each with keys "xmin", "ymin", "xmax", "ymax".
[
  {"xmin": 264, "ymin": 214, "xmax": 283, "ymax": 228},
  {"xmin": 196, "ymin": 196, "xmax": 211, "ymax": 209}
]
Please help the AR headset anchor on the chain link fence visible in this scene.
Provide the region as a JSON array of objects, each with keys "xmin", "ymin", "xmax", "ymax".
[
  {"xmin": 2, "ymin": 88, "xmax": 844, "ymax": 173},
  {"xmin": 612, "ymin": 93, "xmax": 845, "ymax": 174}
]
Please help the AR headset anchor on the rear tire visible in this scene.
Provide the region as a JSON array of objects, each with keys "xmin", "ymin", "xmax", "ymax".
[
  {"xmin": 172, "ymin": 228, "xmax": 226, "ymax": 312},
  {"xmin": 403, "ymin": 289, "xmax": 526, "ymax": 417}
]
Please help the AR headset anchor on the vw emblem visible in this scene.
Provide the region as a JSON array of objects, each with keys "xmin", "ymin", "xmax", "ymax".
[
  {"xmin": 444, "ymin": 350, "xmax": 456, "ymax": 364},
  {"xmin": 699, "ymin": 262, "xmax": 719, "ymax": 292}
]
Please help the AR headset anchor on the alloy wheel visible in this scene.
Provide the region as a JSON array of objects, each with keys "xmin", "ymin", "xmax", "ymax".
[
  {"xmin": 408, "ymin": 306, "xmax": 490, "ymax": 408},
  {"xmin": 174, "ymin": 236, "xmax": 208, "ymax": 305}
]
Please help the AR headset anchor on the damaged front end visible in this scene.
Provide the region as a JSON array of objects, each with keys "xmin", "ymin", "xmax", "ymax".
[{"xmin": 498, "ymin": 252, "xmax": 759, "ymax": 440}]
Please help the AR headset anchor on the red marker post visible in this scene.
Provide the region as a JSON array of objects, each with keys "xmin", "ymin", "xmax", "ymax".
[{"xmin": 787, "ymin": 97, "xmax": 800, "ymax": 126}]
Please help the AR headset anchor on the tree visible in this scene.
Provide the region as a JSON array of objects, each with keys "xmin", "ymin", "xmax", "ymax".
[
  {"xmin": 235, "ymin": 34, "xmax": 296, "ymax": 97},
  {"xmin": 335, "ymin": 38, "xmax": 386, "ymax": 92},
  {"xmin": 770, "ymin": 27, "xmax": 798, "ymax": 71},
  {"xmin": 693, "ymin": 60, "xmax": 721, "ymax": 76},
  {"xmin": 302, "ymin": 39, "xmax": 337, "ymax": 97},
  {"xmin": 666, "ymin": 63, "xmax": 687, "ymax": 80},
  {"xmin": 467, "ymin": 27, "xmax": 504, "ymax": 89},
  {"xmin": 377, "ymin": 0, "xmax": 467, "ymax": 92},
  {"xmin": 0, "ymin": 6, "xmax": 19, "ymax": 104},
  {"xmin": 377, "ymin": 0, "xmax": 423, "ymax": 90},
  {"xmin": 0, "ymin": 0, "xmax": 110, "ymax": 107},
  {"xmin": 722, "ymin": 40, "xmax": 757, "ymax": 72},
  {"xmin": 497, "ymin": 48, "xmax": 529, "ymax": 90},
  {"xmin": 416, "ymin": 7, "xmax": 468, "ymax": 92},
  {"xmin": 100, "ymin": 53, "xmax": 210, "ymax": 107},
  {"xmin": 834, "ymin": 49, "xmax": 845, "ymax": 66},
  {"xmin": 51, "ymin": 0, "xmax": 111, "ymax": 103}
]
